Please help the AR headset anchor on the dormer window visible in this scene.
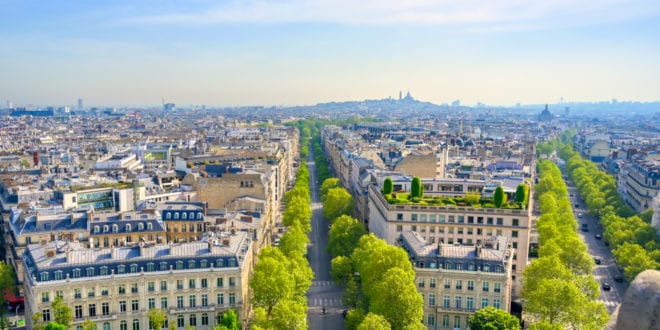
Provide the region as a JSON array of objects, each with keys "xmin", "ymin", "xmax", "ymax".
[
  {"xmin": 182, "ymin": 212, "xmax": 187, "ymax": 220},
  {"xmin": 174, "ymin": 212, "xmax": 179, "ymax": 220},
  {"xmin": 166, "ymin": 212, "xmax": 171, "ymax": 220},
  {"xmin": 147, "ymin": 223, "xmax": 153, "ymax": 230},
  {"xmin": 94, "ymin": 226, "xmax": 100, "ymax": 233},
  {"xmin": 113, "ymin": 224, "xmax": 119, "ymax": 232},
  {"xmin": 103, "ymin": 225, "xmax": 109, "ymax": 233},
  {"xmin": 189, "ymin": 212, "xmax": 194, "ymax": 219},
  {"xmin": 138, "ymin": 223, "xmax": 144, "ymax": 231},
  {"xmin": 126, "ymin": 224, "xmax": 131, "ymax": 232}
]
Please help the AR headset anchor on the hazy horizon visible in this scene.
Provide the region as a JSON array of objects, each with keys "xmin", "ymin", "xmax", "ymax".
[{"xmin": 2, "ymin": 1, "xmax": 660, "ymax": 107}]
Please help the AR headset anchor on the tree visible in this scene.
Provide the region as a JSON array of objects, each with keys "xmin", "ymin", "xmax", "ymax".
[
  {"xmin": 45, "ymin": 323, "xmax": 67, "ymax": 330},
  {"xmin": 468, "ymin": 306, "xmax": 520, "ymax": 330},
  {"xmin": 327, "ymin": 215, "xmax": 367, "ymax": 257},
  {"xmin": 270, "ymin": 298, "xmax": 307, "ymax": 330},
  {"xmin": 515, "ymin": 184, "xmax": 528, "ymax": 208},
  {"xmin": 410, "ymin": 176, "xmax": 422, "ymax": 199},
  {"xmin": 250, "ymin": 247, "xmax": 295, "ymax": 316},
  {"xmin": 323, "ymin": 187, "xmax": 354, "ymax": 222},
  {"xmin": 494, "ymin": 185, "xmax": 506, "ymax": 208},
  {"xmin": 51, "ymin": 296, "xmax": 73, "ymax": 328},
  {"xmin": 320, "ymin": 178, "xmax": 341, "ymax": 202},
  {"xmin": 218, "ymin": 309, "xmax": 240, "ymax": 330},
  {"xmin": 357, "ymin": 313, "xmax": 391, "ymax": 330},
  {"xmin": 82, "ymin": 319, "xmax": 97, "ymax": 330},
  {"xmin": 279, "ymin": 223, "xmax": 309, "ymax": 257},
  {"xmin": 148, "ymin": 308, "xmax": 167, "ymax": 330},
  {"xmin": 382, "ymin": 177, "xmax": 393, "ymax": 195},
  {"xmin": 345, "ymin": 309, "xmax": 367, "ymax": 330},
  {"xmin": 0, "ymin": 262, "xmax": 15, "ymax": 311},
  {"xmin": 465, "ymin": 192, "xmax": 481, "ymax": 205},
  {"xmin": 32, "ymin": 313, "xmax": 46, "ymax": 330},
  {"xmin": 369, "ymin": 267, "xmax": 424, "ymax": 329}
]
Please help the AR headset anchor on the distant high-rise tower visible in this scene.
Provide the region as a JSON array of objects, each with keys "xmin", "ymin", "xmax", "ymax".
[{"xmin": 77, "ymin": 98, "xmax": 83, "ymax": 111}]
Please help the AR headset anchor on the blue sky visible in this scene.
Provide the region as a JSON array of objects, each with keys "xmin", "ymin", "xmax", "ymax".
[{"xmin": 2, "ymin": 0, "xmax": 660, "ymax": 107}]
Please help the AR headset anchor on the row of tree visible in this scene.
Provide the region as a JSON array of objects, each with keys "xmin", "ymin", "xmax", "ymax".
[
  {"xmin": 250, "ymin": 158, "xmax": 314, "ymax": 329},
  {"xmin": 524, "ymin": 160, "xmax": 609, "ymax": 329},
  {"xmin": 320, "ymin": 178, "xmax": 425, "ymax": 330},
  {"xmin": 557, "ymin": 142, "xmax": 659, "ymax": 281}
]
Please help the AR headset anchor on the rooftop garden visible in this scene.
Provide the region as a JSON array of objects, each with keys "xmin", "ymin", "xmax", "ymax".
[{"xmin": 382, "ymin": 176, "xmax": 529, "ymax": 209}]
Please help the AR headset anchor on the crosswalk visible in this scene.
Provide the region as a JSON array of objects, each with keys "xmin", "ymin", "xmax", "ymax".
[
  {"xmin": 601, "ymin": 300, "xmax": 619, "ymax": 308},
  {"xmin": 311, "ymin": 280, "xmax": 335, "ymax": 287},
  {"xmin": 309, "ymin": 298, "xmax": 344, "ymax": 307}
]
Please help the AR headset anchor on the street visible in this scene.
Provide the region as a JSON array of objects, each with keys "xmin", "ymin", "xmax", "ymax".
[
  {"xmin": 566, "ymin": 181, "xmax": 627, "ymax": 314},
  {"xmin": 305, "ymin": 145, "xmax": 346, "ymax": 330}
]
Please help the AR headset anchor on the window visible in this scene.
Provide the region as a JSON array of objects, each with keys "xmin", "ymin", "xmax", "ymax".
[
  {"xmin": 201, "ymin": 294, "xmax": 208, "ymax": 307},
  {"xmin": 177, "ymin": 280, "xmax": 184, "ymax": 290},
  {"xmin": 146, "ymin": 263, "xmax": 154, "ymax": 272},
  {"xmin": 103, "ymin": 322, "xmax": 110, "ymax": 330},
  {"xmin": 88, "ymin": 287, "xmax": 95, "ymax": 297},
  {"xmin": 40, "ymin": 272, "xmax": 49, "ymax": 281},
  {"xmin": 73, "ymin": 268, "xmax": 81, "ymax": 278},
  {"xmin": 444, "ymin": 279, "xmax": 451, "ymax": 289},
  {"xmin": 55, "ymin": 271, "xmax": 63, "ymax": 280},
  {"xmin": 148, "ymin": 282, "xmax": 155, "ymax": 292},
  {"xmin": 160, "ymin": 262, "xmax": 168, "ymax": 271},
  {"xmin": 429, "ymin": 294, "xmax": 436, "ymax": 307},
  {"xmin": 113, "ymin": 224, "xmax": 119, "ymax": 233},
  {"xmin": 130, "ymin": 264, "xmax": 138, "ymax": 273},
  {"xmin": 448, "ymin": 215, "xmax": 455, "ymax": 223},
  {"xmin": 177, "ymin": 315, "xmax": 184, "ymax": 327},
  {"xmin": 201, "ymin": 278, "xmax": 208, "ymax": 288},
  {"xmin": 217, "ymin": 293, "xmax": 224, "ymax": 305},
  {"xmin": 458, "ymin": 216, "xmax": 465, "ymax": 223},
  {"xmin": 100, "ymin": 266, "xmax": 108, "ymax": 276},
  {"xmin": 42, "ymin": 309, "xmax": 51, "ymax": 322},
  {"xmin": 131, "ymin": 300, "xmax": 139, "ymax": 311},
  {"xmin": 229, "ymin": 277, "xmax": 236, "ymax": 287},
  {"xmin": 200, "ymin": 259, "xmax": 208, "ymax": 268},
  {"xmin": 496, "ymin": 217, "xmax": 503, "ymax": 225},
  {"xmin": 487, "ymin": 217, "xmax": 493, "ymax": 225},
  {"xmin": 229, "ymin": 293, "xmax": 236, "ymax": 305},
  {"xmin": 74, "ymin": 289, "xmax": 82, "ymax": 299},
  {"xmin": 120, "ymin": 321, "xmax": 127, "ymax": 330},
  {"xmin": 481, "ymin": 298, "xmax": 489, "ymax": 308},
  {"xmin": 176, "ymin": 261, "xmax": 183, "ymax": 270},
  {"xmin": 131, "ymin": 283, "xmax": 138, "ymax": 293},
  {"xmin": 430, "ymin": 215, "xmax": 436, "ymax": 222},
  {"xmin": 455, "ymin": 280, "xmax": 462, "ymax": 290},
  {"xmin": 101, "ymin": 287, "xmax": 109, "ymax": 296},
  {"xmin": 189, "ymin": 295, "xmax": 196, "ymax": 307},
  {"xmin": 161, "ymin": 297, "xmax": 168, "ymax": 309},
  {"xmin": 89, "ymin": 304, "xmax": 96, "ymax": 317},
  {"xmin": 455, "ymin": 296, "xmax": 462, "ymax": 309},
  {"xmin": 119, "ymin": 301, "xmax": 126, "ymax": 312},
  {"xmin": 512, "ymin": 218, "xmax": 519, "ymax": 226},
  {"xmin": 429, "ymin": 278, "xmax": 436, "ymax": 288},
  {"xmin": 483, "ymin": 282, "xmax": 489, "ymax": 292},
  {"xmin": 512, "ymin": 230, "xmax": 519, "ymax": 238},
  {"xmin": 494, "ymin": 298, "xmax": 502, "ymax": 309},
  {"xmin": 56, "ymin": 290, "xmax": 63, "ymax": 298},
  {"xmin": 411, "ymin": 214, "xmax": 418, "ymax": 222},
  {"xmin": 177, "ymin": 296, "xmax": 184, "ymax": 308},
  {"xmin": 418, "ymin": 278, "xmax": 425, "ymax": 288},
  {"xmin": 148, "ymin": 298, "xmax": 156, "ymax": 309},
  {"xmin": 133, "ymin": 319, "xmax": 140, "ymax": 330},
  {"xmin": 483, "ymin": 264, "xmax": 490, "ymax": 272},
  {"xmin": 102, "ymin": 303, "xmax": 109, "ymax": 316},
  {"xmin": 118, "ymin": 284, "xmax": 126, "ymax": 295},
  {"xmin": 189, "ymin": 279, "xmax": 196, "ymax": 289},
  {"xmin": 396, "ymin": 225, "xmax": 402, "ymax": 232},
  {"xmin": 443, "ymin": 296, "xmax": 450, "ymax": 308},
  {"xmin": 442, "ymin": 315, "xmax": 449, "ymax": 328},
  {"xmin": 454, "ymin": 316, "xmax": 461, "ymax": 329},
  {"xmin": 467, "ymin": 281, "xmax": 474, "ymax": 291},
  {"xmin": 75, "ymin": 305, "xmax": 83, "ymax": 319},
  {"xmin": 118, "ymin": 265, "xmax": 125, "ymax": 274},
  {"xmin": 160, "ymin": 281, "xmax": 168, "ymax": 291},
  {"xmin": 189, "ymin": 314, "xmax": 197, "ymax": 326},
  {"xmin": 217, "ymin": 277, "xmax": 224, "ymax": 287},
  {"xmin": 494, "ymin": 282, "xmax": 501, "ymax": 293},
  {"xmin": 467, "ymin": 297, "xmax": 474, "ymax": 310},
  {"xmin": 188, "ymin": 260, "xmax": 196, "ymax": 269},
  {"xmin": 202, "ymin": 313, "xmax": 209, "ymax": 326}
]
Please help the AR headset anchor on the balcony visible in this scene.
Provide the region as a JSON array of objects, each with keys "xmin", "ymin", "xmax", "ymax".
[
  {"xmin": 168, "ymin": 305, "xmax": 216, "ymax": 314},
  {"xmin": 436, "ymin": 306, "xmax": 474, "ymax": 314}
]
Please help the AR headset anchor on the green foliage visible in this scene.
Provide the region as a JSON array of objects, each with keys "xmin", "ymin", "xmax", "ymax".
[
  {"xmin": 345, "ymin": 309, "xmax": 367, "ymax": 330},
  {"xmin": 382, "ymin": 177, "xmax": 393, "ymax": 195},
  {"xmin": 51, "ymin": 296, "xmax": 73, "ymax": 328},
  {"xmin": 493, "ymin": 185, "xmax": 506, "ymax": 208},
  {"xmin": 320, "ymin": 178, "xmax": 341, "ymax": 202},
  {"xmin": 32, "ymin": 313, "xmax": 46, "ymax": 330},
  {"xmin": 468, "ymin": 306, "xmax": 520, "ymax": 330},
  {"xmin": 148, "ymin": 308, "xmax": 167, "ymax": 330},
  {"xmin": 410, "ymin": 176, "xmax": 422, "ymax": 199},
  {"xmin": 369, "ymin": 268, "xmax": 424, "ymax": 329},
  {"xmin": 357, "ymin": 313, "xmax": 391, "ymax": 330},
  {"xmin": 278, "ymin": 223, "xmax": 309, "ymax": 257},
  {"xmin": 328, "ymin": 215, "xmax": 367, "ymax": 257},
  {"xmin": 218, "ymin": 309, "xmax": 240, "ymax": 330},
  {"xmin": 515, "ymin": 184, "xmax": 529, "ymax": 208},
  {"xmin": 640, "ymin": 208, "xmax": 654, "ymax": 223},
  {"xmin": 250, "ymin": 247, "xmax": 296, "ymax": 315},
  {"xmin": 331, "ymin": 255, "xmax": 354, "ymax": 287},
  {"xmin": 323, "ymin": 187, "xmax": 355, "ymax": 221},
  {"xmin": 270, "ymin": 298, "xmax": 308, "ymax": 330},
  {"xmin": 82, "ymin": 319, "xmax": 97, "ymax": 330},
  {"xmin": 45, "ymin": 323, "xmax": 67, "ymax": 330},
  {"xmin": 612, "ymin": 243, "xmax": 659, "ymax": 282},
  {"xmin": 464, "ymin": 192, "xmax": 481, "ymax": 205}
]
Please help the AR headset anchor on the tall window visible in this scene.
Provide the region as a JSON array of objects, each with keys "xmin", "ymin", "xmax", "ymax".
[
  {"xmin": 443, "ymin": 296, "xmax": 450, "ymax": 308},
  {"xmin": 201, "ymin": 294, "xmax": 208, "ymax": 307},
  {"xmin": 189, "ymin": 314, "xmax": 197, "ymax": 326},
  {"xmin": 177, "ymin": 296, "xmax": 184, "ymax": 308},
  {"xmin": 75, "ymin": 305, "xmax": 83, "ymax": 319},
  {"xmin": 229, "ymin": 293, "xmax": 236, "ymax": 305},
  {"xmin": 161, "ymin": 297, "xmax": 168, "ymax": 309},
  {"xmin": 177, "ymin": 315, "xmax": 184, "ymax": 327},
  {"xmin": 217, "ymin": 293, "xmax": 224, "ymax": 305},
  {"xmin": 454, "ymin": 316, "xmax": 461, "ymax": 329},
  {"xmin": 161, "ymin": 281, "xmax": 167, "ymax": 291},
  {"xmin": 131, "ymin": 300, "xmax": 139, "ymax": 311},
  {"xmin": 467, "ymin": 280, "xmax": 474, "ymax": 291},
  {"xmin": 494, "ymin": 299, "xmax": 501, "ymax": 309},
  {"xmin": 481, "ymin": 298, "xmax": 489, "ymax": 308},
  {"xmin": 102, "ymin": 303, "xmax": 109, "ymax": 315},
  {"xmin": 494, "ymin": 282, "xmax": 501, "ymax": 293},
  {"xmin": 88, "ymin": 304, "xmax": 96, "ymax": 317},
  {"xmin": 428, "ymin": 294, "xmax": 436, "ymax": 307},
  {"xmin": 429, "ymin": 278, "xmax": 436, "ymax": 288},
  {"xmin": 42, "ymin": 309, "xmax": 51, "ymax": 322},
  {"xmin": 455, "ymin": 280, "xmax": 462, "ymax": 290},
  {"xmin": 442, "ymin": 315, "xmax": 449, "ymax": 328},
  {"xmin": 120, "ymin": 321, "xmax": 127, "ymax": 330},
  {"xmin": 483, "ymin": 282, "xmax": 489, "ymax": 292},
  {"xmin": 217, "ymin": 278, "xmax": 224, "ymax": 287},
  {"xmin": 467, "ymin": 297, "xmax": 474, "ymax": 310},
  {"xmin": 201, "ymin": 313, "xmax": 209, "ymax": 326},
  {"xmin": 189, "ymin": 295, "xmax": 196, "ymax": 308},
  {"xmin": 132, "ymin": 319, "xmax": 140, "ymax": 330},
  {"xmin": 148, "ymin": 298, "xmax": 156, "ymax": 309},
  {"xmin": 119, "ymin": 301, "xmax": 126, "ymax": 312}
]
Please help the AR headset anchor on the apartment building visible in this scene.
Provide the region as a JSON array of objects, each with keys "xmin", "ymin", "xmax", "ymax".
[
  {"xmin": 399, "ymin": 232, "xmax": 513, "ymax": 330},
  {"xmin": 23, "ymin": 231, "xmax": 253, "ymax": 330}
]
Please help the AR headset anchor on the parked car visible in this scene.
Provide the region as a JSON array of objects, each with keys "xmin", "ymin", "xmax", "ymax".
[
  {"xmin": 602, "ymin": 282, "xmax": 611, "ymax": 291},
  {"xmin": 614, "ymin": 274, "xmax": 624, "ymax": 282},
  {"xmin": 581, "ymin": 223, "xmax": 589, "ymax": 232},
  {"xmin": 594, "ymin": 258, "xmax": 601, "ymax": 265},
  {"xmin": 578, "ymin": 213, "xmax": 583, "ymax": 218},
  {"xmin": 595, "ymin": 234, "xmax": 602, "ymax": 240}
]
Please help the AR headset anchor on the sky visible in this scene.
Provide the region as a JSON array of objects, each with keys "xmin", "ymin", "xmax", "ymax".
[{"xmin": 1, "ymin": 0, "xmax": 660, "ymax": 107}]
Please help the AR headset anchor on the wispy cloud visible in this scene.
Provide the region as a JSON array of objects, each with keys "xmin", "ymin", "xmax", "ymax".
[{"xmin": 119, "ymin": 0, "xmax": 660, "ymax": 31}]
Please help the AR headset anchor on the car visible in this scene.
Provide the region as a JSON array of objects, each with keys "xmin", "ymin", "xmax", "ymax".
[
  {"xmin": 594, "ymin": 258, "xmax": 601, "ymax": 265},
  {"xmin": 581, "ymin": 223, "xmax": 589, "ymax": 232},
  {"xmin": 575, "ymin": 203, "xmax": 580, "ymax": 208},
  {"xmin": 577, "ymin": 213, "xmax": 583, "ymax": 218},
  {"xmin": 614, "ymin": 274, "xmax": 624, "ymax": 282},
  {"xmin": 595, "ymin": 234, "xmax": 602, "ymax": 239},
  {"xmin": 602, "ymin": 282, "xmax": 611, "ymax": 291}
]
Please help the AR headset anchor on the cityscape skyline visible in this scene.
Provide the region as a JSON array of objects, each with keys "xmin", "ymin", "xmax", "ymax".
[{"xmin": 2, "ymin": 1, "xmax": 660, "ymax": 106}]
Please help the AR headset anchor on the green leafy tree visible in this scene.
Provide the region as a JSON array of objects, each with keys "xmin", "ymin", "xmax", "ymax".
[
  {"xmin": 369, "ymin": 267, "xmax": 424, "ymax": 329},
  {"xmin": 323, "ymin": 187, "xmax": 354, "ymax": 222},
  {"xmin": 410, "ymin": 176, "xmax": 422, "ymax": 199},
  {"xmin": 32, "ymin": 313, "xmax": 46, "ymax": 330},
  {"xmin": 468, "ymin": 306, "xmax": 520, "ymax": 330},
  {"xmin": 45, "ymin": 323, "xmax": 67, "ymax": 330},
  {"xmin": 515, "ymin": 184, "xmax": 528, "ymax": 207},
  {"xmin": 270, "ymin": 298, "xmax": 307, "ymax": 330},
  {"xmin": 51, "ymin": 296, "xmax": 73, "ymax": 328},
  {"xmin": 320, "ymin": 178, "xmax": 341, "ymax": 202},
  {"xmin": 250, "ymin": 247, "xmax": 295, "ymax": 316},
  {"xmin": 0, "ymin": 262, "xmax": 15, "ymax": 310},
  {"xmin": 382, "ymin": 177, "xmax": 393, "ymax": 195},
  {"xmin": 345, "ymin": 309, "xmax": 367, "ymax": 330},
  {"xmin": 494, "ymin": 185, "xmax": 506, "ymax": 208},
  {"xmin": 328, "ymin": 215, "xmax": 367, "ymax": 257},
  {"xmin": 148, "ymin": 308, "xmax": 168, "ymax": 330},
  {"xmin": 82, "ymin": 319, "xmax": 97, "ymax": 330},
  {"xmin": 218, "ymin": 309, "xmax": 240, "ymax": 330},
  {"xmin": 279, "ymin": 223, "xmax": 309, "ymax": 257},
  {"xmin": 357, "ymin": 313, "xmax": 391, "ymax": 330},
  {"xmin": 465, "ymin": 192, "xmax": 481, "ymax": 205}
]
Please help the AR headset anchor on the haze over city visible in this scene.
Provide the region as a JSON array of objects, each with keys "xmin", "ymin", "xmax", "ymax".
[{"xmin": 2, "ymin": 0, "xmax": 660, "ymax": 107}]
